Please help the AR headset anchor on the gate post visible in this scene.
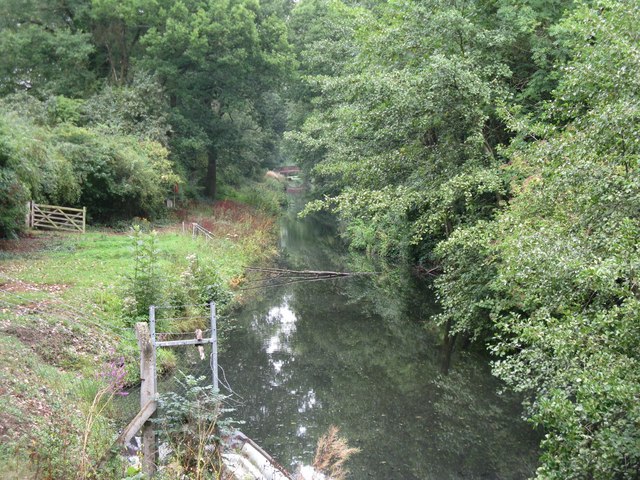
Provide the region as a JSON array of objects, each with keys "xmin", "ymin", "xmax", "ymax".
[
  {"xmin": 30, "ymin": 201, "xmax": 34, "ymax": 228},
  {"xmin": 25, "ymin": 201, "xmax": 31, "ymax": 228}
]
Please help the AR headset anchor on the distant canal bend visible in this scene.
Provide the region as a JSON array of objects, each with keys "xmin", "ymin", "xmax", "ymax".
[{"xmin": 221, "ymin": 196, "xmax": 539, "ymax": 480}]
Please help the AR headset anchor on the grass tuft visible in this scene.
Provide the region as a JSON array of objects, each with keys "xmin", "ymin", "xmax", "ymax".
[{"xmin": 310, "ymin": 426, "xmax": 360, "ymax": 480}]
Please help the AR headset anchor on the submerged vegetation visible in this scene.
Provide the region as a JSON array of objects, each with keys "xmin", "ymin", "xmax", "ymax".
[{"xmin": 0, "ymin": 0, "xmax": 638, "ymax": 477}]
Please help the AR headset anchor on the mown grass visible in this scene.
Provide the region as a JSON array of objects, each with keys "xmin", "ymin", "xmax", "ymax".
[{"xmin": 0, "ymin": 198, "xmax": 278, "ymax": 479}]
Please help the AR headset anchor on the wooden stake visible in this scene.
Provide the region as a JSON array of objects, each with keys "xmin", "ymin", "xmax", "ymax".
[{"xmin": 136, "ymin": 321, "xmax": 157, "ymax": 476}]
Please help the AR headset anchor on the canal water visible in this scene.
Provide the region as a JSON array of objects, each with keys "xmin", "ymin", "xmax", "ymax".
[{"xmin": 220, "ymin": 197, "xmax": 539, "ymax": 479}]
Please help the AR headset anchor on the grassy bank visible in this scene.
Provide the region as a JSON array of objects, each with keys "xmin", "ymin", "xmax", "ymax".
[{"xmin": 0, "ymin": 199, "xmax": 278, "ymax": 479}]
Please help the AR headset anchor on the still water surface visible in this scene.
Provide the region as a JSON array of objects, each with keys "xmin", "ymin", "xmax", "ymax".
[{"xmin": 221, "ymin": 198, "xmax": 539, "ymax": 479}]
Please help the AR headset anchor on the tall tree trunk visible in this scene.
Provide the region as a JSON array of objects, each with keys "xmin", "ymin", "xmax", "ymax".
[{"xmin": 205, "ymin": 150, "xmax": 217, "ymax": 199}]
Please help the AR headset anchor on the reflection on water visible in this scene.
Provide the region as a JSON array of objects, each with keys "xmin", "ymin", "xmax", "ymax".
[
  {"xmin": 261, "ymin": 296, "xmax": 297, "ymax": 378},
  {"xmin": 221, "ymin": 197, "xmax": 539, "ymax": 479}
]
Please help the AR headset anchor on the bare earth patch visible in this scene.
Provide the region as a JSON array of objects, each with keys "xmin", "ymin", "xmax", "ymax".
[{"xmin": 1, "ymin": 317, "xmax": 97, "ymax": 367}]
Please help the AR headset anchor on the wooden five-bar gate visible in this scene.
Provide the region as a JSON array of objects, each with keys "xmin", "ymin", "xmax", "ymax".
[{"xmin": 27, "ymin": 201, "xmax": 86, "ymax": 233}]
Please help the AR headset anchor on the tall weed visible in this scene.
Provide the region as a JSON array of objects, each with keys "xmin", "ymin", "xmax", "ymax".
[
  {"xmin": 123, "ymin": 225, "xmax": 164, "ymax": 320},
  {"xmin": 154, "ymin": 374, "xmax": 236, "ymax": 479}
]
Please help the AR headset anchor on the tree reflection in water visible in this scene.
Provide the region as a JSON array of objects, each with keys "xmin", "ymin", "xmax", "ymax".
[{"xmin": 221, "ymin": 198, "xmax": 539, "ymax": 479}]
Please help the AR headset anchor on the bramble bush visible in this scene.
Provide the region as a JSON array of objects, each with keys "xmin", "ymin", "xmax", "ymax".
[
  {"xmin": 154, "ymin": 374, "xmax": 236, "ymax": 479},
  {"xmin": 175, "ymin": 254, "xmax": 233, "ymax": 310},
  {"xmin": 123, "ymin": 227, "xmax": 233, "ymax": 336}
]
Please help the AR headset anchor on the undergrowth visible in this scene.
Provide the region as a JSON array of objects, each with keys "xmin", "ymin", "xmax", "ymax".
[
  {"xmin": 0, "ymin": 197, "xmax": 278, "ymax": 479},
  {"xmin": 218, "ymin": 178, "xmax": 288, "ymax": 216},
  {"xmin": 153, "ymin": 374, "xmax": 236, "ymax": 480}
]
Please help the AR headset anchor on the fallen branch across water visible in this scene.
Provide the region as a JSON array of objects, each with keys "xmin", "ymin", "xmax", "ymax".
[
  {"xmin": 239, "ymin": 267, "xmax": 376, "ymax": 290},
  {"xmin": 246, "ymin": 267, "xmax": 374, "ymax": 277}
]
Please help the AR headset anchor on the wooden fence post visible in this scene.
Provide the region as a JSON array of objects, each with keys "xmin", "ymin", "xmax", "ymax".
[
  {"xmin": 82, "ymin": 206, "xmax": 86, "ymax": 233},
  {"xmin": 26, "ymin": 201, "xmax": 31, "ymax": 228},
  {"xmin": 136, "ymin": 321, "xmax": 157, "ymax": 476}
]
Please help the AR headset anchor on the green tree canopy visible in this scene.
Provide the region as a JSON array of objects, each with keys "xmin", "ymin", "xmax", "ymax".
[{"xmin": 140, "ymin": 0, "xmax": 294, "ymax": 197}]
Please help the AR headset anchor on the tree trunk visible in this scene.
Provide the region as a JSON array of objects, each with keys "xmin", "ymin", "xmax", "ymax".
[
  {"xmin": 440, "ymin": 319, "xmax": 457, "ymax": 375},
  {"xmin": 205, "ymin": 150, "xmax": 217, "ymax": 199}
]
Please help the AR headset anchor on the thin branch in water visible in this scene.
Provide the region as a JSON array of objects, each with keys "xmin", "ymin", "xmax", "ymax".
[{"xmin": 238, "ymin": 275, "xmax": 349, "ymax": 290}]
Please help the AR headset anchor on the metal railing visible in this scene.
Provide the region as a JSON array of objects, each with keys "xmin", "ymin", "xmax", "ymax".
[{"xmin": 192, "ymin": 222, "xmax": 214, "ymax": 241}]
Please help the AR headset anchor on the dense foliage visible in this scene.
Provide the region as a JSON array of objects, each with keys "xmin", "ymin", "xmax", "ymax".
[
  {"xmin": 0, "ymin": 0, "xmax": 293, "ymax": 234},
  {"xmin": 2, "ymin": 0, "xmax": 638, "ymax": 477},
  {"xmin": 0, "ymin": 95, "xmax": 178, "ymax": 224},
  {"xmin": 286, "ymin": 0, "xmax": 640, "ymax": 477}
]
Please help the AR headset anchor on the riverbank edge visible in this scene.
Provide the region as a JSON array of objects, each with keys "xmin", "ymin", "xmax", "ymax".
[{"xmin": 0, "ymin": 197, "xmax": 282, "ymax": 479}]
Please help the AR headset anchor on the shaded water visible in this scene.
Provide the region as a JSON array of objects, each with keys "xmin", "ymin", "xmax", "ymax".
[{"xmin": 220, "ymin": 198, "xmax": 539, "ymax": 479}]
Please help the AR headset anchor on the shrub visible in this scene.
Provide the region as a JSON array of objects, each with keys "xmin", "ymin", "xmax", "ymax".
[
  {"xmin": 0, "ymin": 96, "xmax": 181, "ymax": 227},
  {"xmin": 123, "ymin": 226, "xmax": 164, "ymax": 321},
  {"xmin": 169, "ymin": 254, "xmax": 233, "ymax": 319},
  {"xmin": 220, "ymin": 179, "xmax": 288, "ymax": 215},
  {"xmin": 55, "ymin": 126, "xmax": 180, "ymax": 221},
  {"xmin": 154, "ymin": 374, "xmax": 235, "ymax": 479},
  {"xmin": 0, "ymin": 169, "xmax": 28, "ymax": 238}
]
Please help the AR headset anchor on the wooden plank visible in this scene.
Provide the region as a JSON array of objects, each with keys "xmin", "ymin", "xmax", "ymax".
[
  {"xmin": 32, "ymin": 216, "xmax": 83, "ymax": 231},
  {"xmin": 32, "ymin": 203, "xmax": 85, "ymax": 213},
  {"xmin": 137, "ymin": 318, "xmax": 157, "ymax": 477},
  {"xmin": 31, "ymin": 224, "xmax": 84, "ymax": 233},
  {"xmin": 116, "ymin": 400, "xmax": 157, "ymax": 446},
  {"xmin": 33, "ymin": 210, "xmax": 81, "ymax": 220},
  {"xmin": 49, "ymin": 208, "xmax": 83, "ymax": 226},
  {"xmin": 32, "ymin": 208, "xmax": 82, "ymax": 219},
  {"xmin": 33, "ymin": 218, "xmax": 82, "ymax": 230},
  {"xmin": 33, "ymin": 209, "xmax": 65, "ymax": 230},
  {"xmin": 33, "ymin": 213, "xmax": 82, "ymax": 226},
  {"xmin": 155, "ymin": 338, "xmax": 212, "ymax": 347}
]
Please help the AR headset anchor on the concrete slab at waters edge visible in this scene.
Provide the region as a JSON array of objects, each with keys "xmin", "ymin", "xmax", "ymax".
[{"xmin": 223, "ymin": 431, "xmax": 294, "ymax": 480}]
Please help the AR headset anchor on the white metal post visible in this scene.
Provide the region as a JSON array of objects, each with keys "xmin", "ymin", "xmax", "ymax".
[
  {"xmin": 149, "ymin": 305, "xmax": 156, "ymax": 347},
  {"xmin": 210, "ymin": 302, "xmax": 218, "ymax": 391}
]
